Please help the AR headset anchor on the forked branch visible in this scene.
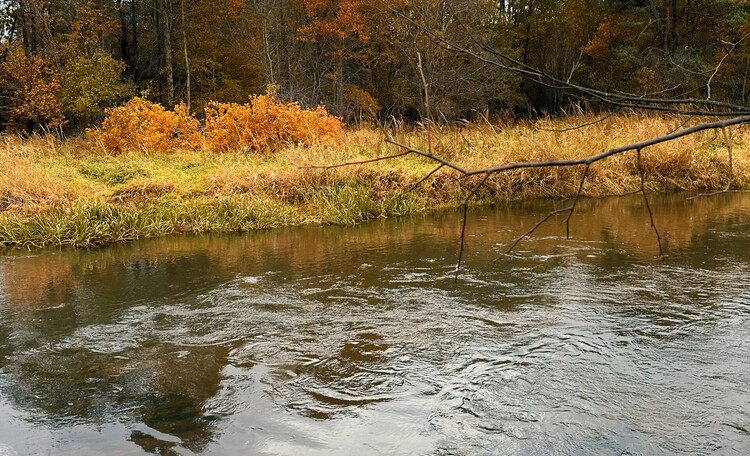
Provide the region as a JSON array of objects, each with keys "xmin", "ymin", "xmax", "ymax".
[{"xmin": 493, "ymin": 162, "xmax": 589, "ymax": 262}]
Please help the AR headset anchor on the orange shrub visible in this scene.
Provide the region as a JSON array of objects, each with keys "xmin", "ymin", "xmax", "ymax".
[
  {"xmin": 88, "ymin": 97, "xmax": 200, "ymax": 154},
  {"xmin": 0, "ymin": 56, "xmax": 65, "ymax": 130},
  {"xmin": 203, "ymin": 94, "xmax": 343, "ymax": 153}
]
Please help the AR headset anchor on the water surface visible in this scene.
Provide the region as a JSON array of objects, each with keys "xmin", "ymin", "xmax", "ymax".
[{"xmin": 1, "ymin": 193, "xmax": 749, "ymax": 455}]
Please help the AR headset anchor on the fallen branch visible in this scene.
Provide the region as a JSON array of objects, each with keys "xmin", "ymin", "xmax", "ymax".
[
  {"xmin": 300, "ymin": 113, "xmax": 749, "ymax": 276},
  {"xmin": 298, "ymin": 6, "xmax": 750, "ymax": 275}
]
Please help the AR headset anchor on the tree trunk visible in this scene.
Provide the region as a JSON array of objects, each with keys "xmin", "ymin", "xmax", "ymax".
[
  {"xmin": 118, "ymin": 0, "xmax": 131, "ymax": 71},
  {"xmin": 648, "ymin": 1, "xmax": 669, "ymax": 54},
  {"xmin": 262, "ymin": 15, "xmax": 275, "ymax": 85},
  {"xmin": 131, "ymin": 0, "xmax": 138, "ymax": 71},
  {"xmin": 163, "ymin": 0, "xmax": 175, "ymax": 109},
  {"xmin": 152, "ymin": 0, "xmax": 162, "ymax": 101},
  {"xmin": 181, "ymin": 0, "xmax": 190, "ymax": 112},
  {"xmin": 19, "ymin": 7, "xmax": 31, "ymax": 59}
]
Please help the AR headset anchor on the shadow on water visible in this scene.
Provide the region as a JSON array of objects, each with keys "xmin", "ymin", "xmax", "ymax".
[{"xmin": 0, "ymin": 192, "xmax": 749, "ymax": 454}]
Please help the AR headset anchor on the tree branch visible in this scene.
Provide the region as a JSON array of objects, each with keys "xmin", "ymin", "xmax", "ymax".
[
  {"xmin": 537, "ymin": 109, "xmax": 621, "ymax": 133},
  {"xmin": 455, "ymin": 172, "xmax": 490, "ymax": 280},
  {"xmin": 408, "ymin": 163, "xmax": 444, "ymax": 192},
  {"xmin": 291, "ymin": 150, "xmax": 411, "ymax": 169},
  {"xmin": 636, "ymin": 148, "xmax": 664, "ymax": 259}
]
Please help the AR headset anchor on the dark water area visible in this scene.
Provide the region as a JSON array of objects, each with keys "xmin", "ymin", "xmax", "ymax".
[{"xmin": 0, "ymin": 192, "xmax": 749, "ymax": 455}]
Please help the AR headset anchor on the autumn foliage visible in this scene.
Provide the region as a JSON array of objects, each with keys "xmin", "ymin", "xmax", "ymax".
[
  {"xmin": 298, "ymin": 0, "xmax": 371, "ymax": 47},
  {"xmin": 60, "ymin": 50, "xmax": 134, "ymax": 124},
  {"xmin": 1, "ymin": 0, "xmax": 748, "ymax": 130},
  {"xmin": 0, "ymin": 57, "xmax": 65, "ymax": 130},
  {"xmin": 203, "ymin": 95, "xmax": 343, "ymax": 153},
  {"xmin": 88, "ymin": 97, "xmax": 200, "ymax": 154},
  {"xmin": 89, "ymin": 94, "xmax": 343, "ymax": 154}
]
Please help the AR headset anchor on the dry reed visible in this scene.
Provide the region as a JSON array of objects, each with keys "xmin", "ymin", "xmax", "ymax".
[{"xmin": 0, "ymin": 112, "xmax": 747, "ymax": 247}]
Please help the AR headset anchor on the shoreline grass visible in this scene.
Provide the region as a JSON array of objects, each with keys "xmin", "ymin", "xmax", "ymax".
[{"xmin": 1, "ymin": 112, "xmax": 748, "ymax": 248}]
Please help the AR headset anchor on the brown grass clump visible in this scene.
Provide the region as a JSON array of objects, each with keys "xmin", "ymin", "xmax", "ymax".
[{"xmin": 0, "ymin": 136, "xmax": 80, "ymax": 213}]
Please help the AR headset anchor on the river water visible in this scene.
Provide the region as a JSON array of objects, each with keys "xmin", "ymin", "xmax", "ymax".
[{"xmin": 0, "ymin": 193, "xmax": 749, "ymax": 455}]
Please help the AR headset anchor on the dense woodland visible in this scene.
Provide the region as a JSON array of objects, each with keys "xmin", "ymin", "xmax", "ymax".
[{"xmin": 0, "ymin": 0, "xmax": 748, "ymax": 131}]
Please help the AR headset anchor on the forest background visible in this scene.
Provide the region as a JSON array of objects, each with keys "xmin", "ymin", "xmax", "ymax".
[{"xmin": 1, "ymin": 0, "xmax": 749, "ymax": 130}]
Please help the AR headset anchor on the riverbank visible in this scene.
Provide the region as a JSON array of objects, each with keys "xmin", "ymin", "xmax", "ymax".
[{"xmin": 1, "ymin": 113, "xmax": 748, "ymax": 248}]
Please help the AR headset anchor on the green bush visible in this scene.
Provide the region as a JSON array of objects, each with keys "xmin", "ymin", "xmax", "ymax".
[{"xmin": 60, "ymin": 50, "xmax": 134, "ymax": 125}]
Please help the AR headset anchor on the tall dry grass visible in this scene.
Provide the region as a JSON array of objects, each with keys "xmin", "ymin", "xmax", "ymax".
[
  {"xmin": 0, "ymin": 135, "xmax": 84, "ymax": 213},
  {"xmin": 286, "ymin": 112, "xmax": 749, "ymax": 199},
  {"xmin": 0, "ymin": 112, "xmax": 748, "ymax": 247}
]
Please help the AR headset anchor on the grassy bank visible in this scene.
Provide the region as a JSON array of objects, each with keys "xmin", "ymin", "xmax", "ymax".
[{"xmin": 1, "ymin": 113, "xmax": 748, "ymax": 248}]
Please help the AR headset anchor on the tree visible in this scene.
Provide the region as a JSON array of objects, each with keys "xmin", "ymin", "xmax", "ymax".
[
  {"xmin": 0, "ymin": 55, "xmax": 64, "ymax": 130},
  {"xmin": 59, "ymin": 49, "xmax": 134, "ymax": 125},
  {"xmin": 297, "ymin": 0, "xmax": 375, "ymax": 117}
]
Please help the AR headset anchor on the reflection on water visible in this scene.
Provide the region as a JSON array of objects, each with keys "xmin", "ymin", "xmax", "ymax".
[{"xmin": 0, "ymin": 192, "xmax": 749, "ymax": 455}]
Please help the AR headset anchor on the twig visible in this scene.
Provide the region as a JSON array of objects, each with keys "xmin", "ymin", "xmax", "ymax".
[
  {"xmin": 494, "ymin": 163, "xmax": 589, "ymax": 261},
  {"xmin": 636, "ymin": 148, "xmax": 664, "ymax": 259},
  {"xmin": 519, "ymin": 130, "xmax": 552, "ymax": 160},
  {"xmin": 291, "ymin": 150, "xmax": 410, "ymax": 169},
  {"xmin": 461, "ymin": 172, "xmax": 491, "ymax": 206},
  {"xmin": 456, "ymin": 199, "xmax": 470, "ymax": 281},
  {"xmin": 707, "ymin": 33, "xmax": 750, "ymax": 100},
  {"xmin": 564, "ymin": 164, "xmax": 590, "ymax": 239},
  {"xmin": 666, "ymin": 115, "xmax": 694, "ymax": 135},
  {"xmin": 493, "ymin": 207, "xmax": 572, "ymax": 262},
  {"xmin": 538, "ymin": 109, "xmax": 621, "ymax": 132},
  {"xmin": 417, "ymin": 53, "xmax": 432, "ymax": 156},
  {"xmin": 455, "ymin": 173, "xmax": 491, "ymax": 281},
  {"xmin": 597, "ymin": 190, "xmax": 640, "ymax": 199},
  {"xmin": 407, "ymin": 163, "xmax": 445, "ymax": 192},
  {"xmin": 567, "ymin": 50, "xmax": 583, "ymax": 83}
]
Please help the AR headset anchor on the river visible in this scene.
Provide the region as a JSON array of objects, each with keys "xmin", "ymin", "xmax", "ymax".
[{"xmin": 0, "ymin": 192, "xmax": 749, "ymax": 455}]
